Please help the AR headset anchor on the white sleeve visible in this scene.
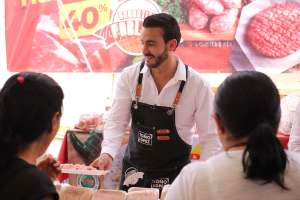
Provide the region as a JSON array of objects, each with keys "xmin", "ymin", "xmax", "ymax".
[
  {"xmin": 288, "ymin": 102, "xmax": 300, "ymax": 152},
  {"xmin": 101, "ymin": 69, "xmax": 133, "ymax": 159},
  {"xmin": 195, "ymin": 81, "xmax": 222, "ymax": 161}
]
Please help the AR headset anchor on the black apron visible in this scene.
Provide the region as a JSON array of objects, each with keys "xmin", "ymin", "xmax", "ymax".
[{"xmin": 119, "ymin": 61, "xmax": 192, "ymax": 193}]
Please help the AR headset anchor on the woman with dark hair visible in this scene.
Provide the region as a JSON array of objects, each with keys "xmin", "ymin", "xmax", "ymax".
[
  {"xmin": 0, "ymin": 72, "xmax": 64, "ymax": 200},
  {"xmin": 165, "ymin": 71, "xmax": 300, "ymax": 200}
]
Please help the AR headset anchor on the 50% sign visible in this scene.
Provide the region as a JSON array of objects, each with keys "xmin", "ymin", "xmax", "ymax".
[{"xmin": 59, "ymin": 0, "xmax": 110, "ymax": 39}]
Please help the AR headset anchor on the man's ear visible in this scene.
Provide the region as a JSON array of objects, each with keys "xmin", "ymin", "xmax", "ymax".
[
  {"xmin": 214, "ymin": 112, "xmax": 226, "ymax": 135},
  {"xmin": 168, "ymin": 39, "xmax": 178, "ymax": 51}
]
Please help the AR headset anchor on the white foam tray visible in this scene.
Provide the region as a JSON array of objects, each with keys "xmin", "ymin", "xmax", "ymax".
[{"xmin": 61, "ymin": 169, "xmax": 109, "ymax": 176}]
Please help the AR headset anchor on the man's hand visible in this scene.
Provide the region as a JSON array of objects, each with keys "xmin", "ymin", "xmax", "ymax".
[
  {"xmin": 37, "ymin": 154, "xmax": 61, "ymax": 182},
  {"xmin": 90, "ymin": 154, "xmax": 113, "ymax": 177}
]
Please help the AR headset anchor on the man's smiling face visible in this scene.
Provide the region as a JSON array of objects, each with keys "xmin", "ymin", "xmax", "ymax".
[{"xmin": 140, "ymin": 27, "xmax": 169, "ymax": 68}]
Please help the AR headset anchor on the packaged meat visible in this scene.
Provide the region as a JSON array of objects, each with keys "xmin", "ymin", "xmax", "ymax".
[
  {"xmin": 60, "ymin": 186, "xmax": 94, "ymax": 200},
  {"xmin": 248, "ymin": 4, "xmax": 300, "ymax": 58},
  {"xmin": 279, "ymin": 92, "xmax": 300, "ymax": 135},
  {"xmin": 128, "ymin": 187, "xmax": 159, "ymax": 194},
  {"xmin": 53, "ymin": 182, "xmax": 71, "ymax": 194},
  {"xmin": 210, "ymin": 8, "xmax": 239, "ymax": 34},
  {"xmin": 191, "ymin": 0, "xmax": 224, "ymax": 15},
  {"xmin": 75, "ymin": 113, "xmax": 104, "ymax": 132},
  {"xmin": 125, "ymin": 190, "xmax": 159, "ymax": 200},
  {"xmin": 220, "ymin": 0, "xmax": 241, "ymax": 9},
  {"xmin": 160, "ymin": 185, "xmax": 171, "ymax": 200},
  {"xmin": 61, "ymin": 163, "xmax": 109, "ymax": 176},
  {"xmin": 91, "ymin": 189, "xmax": 126, "ymax": 200},
  {"xmin": 61, "ymin": 163, "xmax": 74, "ymax": 169},
  {"xmin": 54, "ymin": 182, "xmax": 61, "ymax": 193}
]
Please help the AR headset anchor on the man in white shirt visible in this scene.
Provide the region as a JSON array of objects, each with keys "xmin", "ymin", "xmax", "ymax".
[
  {"xmin": 91, "ymin": 13, "xmax": 221, "ymax": 191},
  {"xmin": 288, "ymin": 101, "xmax": 300, "ymax": 152}
]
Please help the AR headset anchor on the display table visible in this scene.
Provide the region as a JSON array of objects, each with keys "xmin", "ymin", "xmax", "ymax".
[{"xmin": 57, "ymin": 130, "xmax": 290, "ymax": 182}]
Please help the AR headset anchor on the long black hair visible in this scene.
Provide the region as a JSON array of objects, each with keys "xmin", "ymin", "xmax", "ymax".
[
  {"xmin": 0, "ymin": 72, "xmax": 64, "ymax": 168},
  {"xmin": 143, "ymin": 13, "xmax": 181, "ymax": 51},
  {"xmin": 214, "ymin": 71, "xmax": 288, "ymax": 189}
]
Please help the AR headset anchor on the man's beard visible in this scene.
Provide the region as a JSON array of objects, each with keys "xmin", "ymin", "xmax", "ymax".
[{"xmin": 145, "ymin": 46, "xmax": 169, "ymax": 68}]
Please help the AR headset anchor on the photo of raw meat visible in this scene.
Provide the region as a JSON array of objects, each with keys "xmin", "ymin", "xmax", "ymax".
[
  {"xmin": 220, "ymin": 0, "xmax": 241, "ymax": 9},
  {"xmin": 158, "ymin": 0, "xmax": 242, "ymax": 38},
  {"xmin": 27, "ymin": 11, "xmax": 130, "ymax": 72},
  {"xmin": 248, "ymin": 4, "xmax": 300, "ymax": 58},
  {"xmin": 210, "ymin": 8, "xmax": 239, "ymax": 34},
  {"xmin": 191, "ymin": 0, "xmax": 224, "ymax": 15},
  {"xmin": 228, "ymin": 0, "xmax": 300, "ymax": 73}
]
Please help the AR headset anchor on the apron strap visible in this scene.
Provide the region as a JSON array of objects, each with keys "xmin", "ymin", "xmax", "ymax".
[
  {"xmin": 135, "ymin": 61, "xmax": 145, "ymax": 100},
  {"xmin": 135, "ymin": 62, "xmax": 188, "ymax": 110},
  {"xmin": 173, "ymin": 65, "xmax": 188, "ymax": 106}
]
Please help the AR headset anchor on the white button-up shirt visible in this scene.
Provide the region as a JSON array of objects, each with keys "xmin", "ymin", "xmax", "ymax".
[
  {"xmin": 102, "ymin": 55, "xmax": 222, "ymax": 161},
  {"xmin": 288, "ymin": 101, "xmax": 300, "ymax": 152}
]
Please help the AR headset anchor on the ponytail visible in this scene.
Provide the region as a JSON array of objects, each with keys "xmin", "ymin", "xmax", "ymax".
[
  {"xmin": 242, "ymin": 121, "xmax": 288, "ymax": 190},
  {"xmin": 214, "ymin": 71, "xmax": 287, "ymax": 190}
]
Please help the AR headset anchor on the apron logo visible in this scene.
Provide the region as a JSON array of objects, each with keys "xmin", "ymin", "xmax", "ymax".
[
  {"xmin": 138, "ymin": 131, "xmax": 153, "ymax": 146},
  {"xmin": 123, "ymin": 167, "xmax": 144, "ymax": 187},
  {"xmin": 151, "ymin": 178, "xmax": 169, "ymax": 189}
]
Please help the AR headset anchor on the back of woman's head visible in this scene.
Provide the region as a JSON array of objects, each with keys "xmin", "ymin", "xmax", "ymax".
[
  {"xmin": 214, "ymin": 71, "xmax": 287, "ymax": 189},
  {"xmin": 0, "ymin": 72, "xmax": 64, "ymax": 168}
]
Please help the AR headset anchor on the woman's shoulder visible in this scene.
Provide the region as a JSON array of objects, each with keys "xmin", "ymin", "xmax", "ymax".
[{"xmin": 0, "ymin": 158, "xmax": 58, "ymax": 200}]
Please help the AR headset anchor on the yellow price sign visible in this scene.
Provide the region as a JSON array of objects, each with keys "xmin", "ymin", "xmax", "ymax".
[{"xmin": 59, "ymin": 0, "xmax": 110, "ymax": 39}]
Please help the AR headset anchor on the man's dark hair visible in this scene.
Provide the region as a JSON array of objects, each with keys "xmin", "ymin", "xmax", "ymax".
[{"xmin": 143, "ymin": 13, "xmax": 181, "ymax": 51}]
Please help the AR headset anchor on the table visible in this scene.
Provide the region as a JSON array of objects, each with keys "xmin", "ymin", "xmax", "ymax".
[{"xmin": 57, "ymin": 130, "xmax": 290, "ymax": 182}]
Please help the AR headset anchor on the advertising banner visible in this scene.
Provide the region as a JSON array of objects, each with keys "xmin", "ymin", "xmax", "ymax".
[
  {"xmin": 6, "ymin": 0, "xmax": 244, "ymax": 73},
  {"xmin": 228, "ymin": 0, "xmax": 300, "ymax": 73}
]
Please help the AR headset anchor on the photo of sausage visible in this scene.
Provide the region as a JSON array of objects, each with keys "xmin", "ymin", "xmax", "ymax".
[
  {"xmin": 183, "ymin": 0, "xmax": 208, "ymax": 30},
  {"xmin": 210, "ymin": 8, "xmax": 239, "ymax": 34},
  {"xmin": 191, "ymin": 0, "xmax": 224, "ymax": 15}
]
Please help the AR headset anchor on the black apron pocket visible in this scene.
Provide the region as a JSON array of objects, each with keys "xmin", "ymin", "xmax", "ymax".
[
  {"xmin": 144, "ymin": 167, "xmax": 177, "ymax": 191},
  {"xmin": 119, "ymin": 158, "xmax": 146, "ymax": 192},
  {"xmin": 136, "ymin": 122, "xmax": 155, "ymax": 151}
]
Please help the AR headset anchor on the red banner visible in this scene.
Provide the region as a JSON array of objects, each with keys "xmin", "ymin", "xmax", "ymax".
[{"xmin": 6, "ymin": 0, "xmax": 244, "ymax": 73}]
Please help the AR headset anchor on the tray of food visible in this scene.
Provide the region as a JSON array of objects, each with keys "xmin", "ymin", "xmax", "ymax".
[{"xmin": 61, "ymin": 163, "xmax": 109, "ymax": 176}]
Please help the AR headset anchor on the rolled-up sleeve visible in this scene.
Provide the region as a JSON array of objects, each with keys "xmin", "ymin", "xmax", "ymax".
[
  {"xmin": 195, "ymin": 82, "xmax": 222, "ymax": 161},
  {"xmin": 101, "ymin": 70, "xmax": 133, "ymax": 159},
  {"xmin": 288, "ymin": 102, "xmax": 300, "ymax": 152}
]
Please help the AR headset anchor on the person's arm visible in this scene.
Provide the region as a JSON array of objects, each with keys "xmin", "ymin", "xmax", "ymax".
[
  {"xmin": 288, "ymin": 102, "xmax": 300, "ymax": 152},
  {"xmin": 91, "ymin": 68, "xmax": 133, "ymax": 170},
  {"xmin": 36, "ymin": 154, "xmax": 61, "ymax": 182},
  {"xmin": 195, "ymin": 81, "xmax": 222, "ymax": 161}
]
